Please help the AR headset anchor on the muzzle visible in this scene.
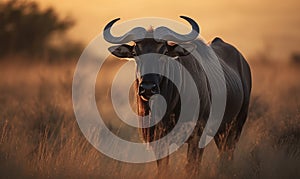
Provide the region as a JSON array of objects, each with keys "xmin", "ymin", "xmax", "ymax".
[{"xmin": 138, "ymin": 78, "xmax": 160, "ymax": 101}]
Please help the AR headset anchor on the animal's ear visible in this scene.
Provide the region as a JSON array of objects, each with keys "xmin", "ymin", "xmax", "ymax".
[
  {"xmin": 108, "ymin": 44, "xmax": 134, "ymax": 58},
  {"xmin": 168, "ymin": 43, "xmax": 196, "ymax": 56}
]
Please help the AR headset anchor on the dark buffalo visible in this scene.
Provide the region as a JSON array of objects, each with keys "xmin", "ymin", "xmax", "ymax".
[{"xmin": 103, "ymin": 16, "xmax": 252, "ymax": 174}]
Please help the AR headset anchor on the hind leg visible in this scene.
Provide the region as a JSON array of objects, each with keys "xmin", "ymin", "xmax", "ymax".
[
  {"xmin": 215, "ymin": 94, "xmax": 250, "ymax": 160},
  {"xmin": 214, "ymin": 123, "xmax": 238, "ymax": 162},
  {"xmin": 214, "ymin": 102, "xmax": 249, "ymax": 162},
  {"xmin": 213, "ymin": 121, "xmax": 240, "ymax": 176}
]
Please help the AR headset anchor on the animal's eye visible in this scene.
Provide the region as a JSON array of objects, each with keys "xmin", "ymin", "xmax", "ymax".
[{"xmin": 132, "ymin": 51, "xmax": 136, "ymax": 56}]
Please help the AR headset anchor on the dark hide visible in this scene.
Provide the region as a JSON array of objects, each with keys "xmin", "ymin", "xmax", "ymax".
[{"xmin": 134, "ymin": 37, "xmax": 252, "ymax": 173}]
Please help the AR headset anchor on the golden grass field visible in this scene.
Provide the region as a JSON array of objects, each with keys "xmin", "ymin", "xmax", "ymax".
[{"xmin": 0, "ymin": 55, "xmax": 299, "ymax": 178}]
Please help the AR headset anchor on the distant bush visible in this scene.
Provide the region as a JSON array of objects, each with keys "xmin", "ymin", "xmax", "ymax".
[
  {"xmin": 291, "ymin": 53, "xmax": 300, "ymax": 64},
  {"xmin": 0, "ymin": 0, "xmax": 82, "ymax": 61}
]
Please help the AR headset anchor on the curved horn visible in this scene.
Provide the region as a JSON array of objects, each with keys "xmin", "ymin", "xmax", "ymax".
[
  {"xmin": 154, "ymin": 16, "xmax": 200, "ymax": 42},
  {"xmin": 103, "ymin": 18, "xmax": 147, "ymax": 44}
]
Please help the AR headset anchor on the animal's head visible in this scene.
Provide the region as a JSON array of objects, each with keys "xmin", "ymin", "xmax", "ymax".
[{"xmin": 103, "ymin": 16, "xmax": 200, "ymax": 101}]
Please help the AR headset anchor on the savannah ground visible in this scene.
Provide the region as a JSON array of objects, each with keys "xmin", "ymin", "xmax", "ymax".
[
  {"xmin": 1, "ymin": 0, "xmax": 299, "ymax": 178},
  {"xmin": 0, "ymin": 55, "xmax": 299, "ymax": 178}
]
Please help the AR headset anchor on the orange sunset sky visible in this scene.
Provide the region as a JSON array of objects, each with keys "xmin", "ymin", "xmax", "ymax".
[{"xmin": 35, "ymin": 0, "xmax": 300, "ymax": 60}]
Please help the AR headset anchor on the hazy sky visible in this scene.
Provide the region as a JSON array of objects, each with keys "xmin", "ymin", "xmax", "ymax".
[{"xmin": 36, "ymin": 0, "xmax": 300, "ymax": 60}]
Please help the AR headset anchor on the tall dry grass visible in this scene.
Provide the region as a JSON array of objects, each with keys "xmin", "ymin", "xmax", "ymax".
[{"xmin": 0, "ymin": 56, "xmax": 299, "ymax": 178}]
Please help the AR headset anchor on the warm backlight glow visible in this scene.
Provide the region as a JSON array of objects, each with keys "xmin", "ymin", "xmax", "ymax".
[{"xmin": 36, "ymin": 0, "xmax": 300, "ymax": 59}]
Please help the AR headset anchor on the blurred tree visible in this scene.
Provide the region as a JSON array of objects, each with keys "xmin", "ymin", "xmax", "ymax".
[
  {"xmin": 291, "ymin": 53, "xmax": 300, "ymax": 65},
  {"xmin": 0, "ymin": 0, "xmax": 79, "ymax": 59}
]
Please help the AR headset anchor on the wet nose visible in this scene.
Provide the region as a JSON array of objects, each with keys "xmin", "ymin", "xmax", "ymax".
[{"xmin": 138, "ymin": 82, "xmax": 160, "ymax": 100}]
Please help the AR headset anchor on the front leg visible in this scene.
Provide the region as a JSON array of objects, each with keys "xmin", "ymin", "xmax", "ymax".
[
  {"xmin": 152, "ymin": 135, "xmax": 169, "ymax": 176},
  {"xmin": 186, "ymin": 135, "xmax": 204, "ymax": 176},
  {"xmin": 156, "ymin": 155, "xmax": 169, "ymax": 175}
]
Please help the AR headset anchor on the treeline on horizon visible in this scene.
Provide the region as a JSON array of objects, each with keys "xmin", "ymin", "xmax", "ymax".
[
  {"xmin": 1, "ymin": 0, "xmax": 300, "ymax": 65},
  {"xmin": 0, "ymin": 0, "xmax": 83, "ymax": 62}
]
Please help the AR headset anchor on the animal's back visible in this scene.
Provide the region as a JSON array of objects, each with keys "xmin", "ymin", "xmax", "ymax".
[
  {"xmin": 210, "ymin": 37, "xmax": 252, "ymax": 146},
  {"xmin": 210, "ymin": 37, "xmax": 252, "ymax": 96}
]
